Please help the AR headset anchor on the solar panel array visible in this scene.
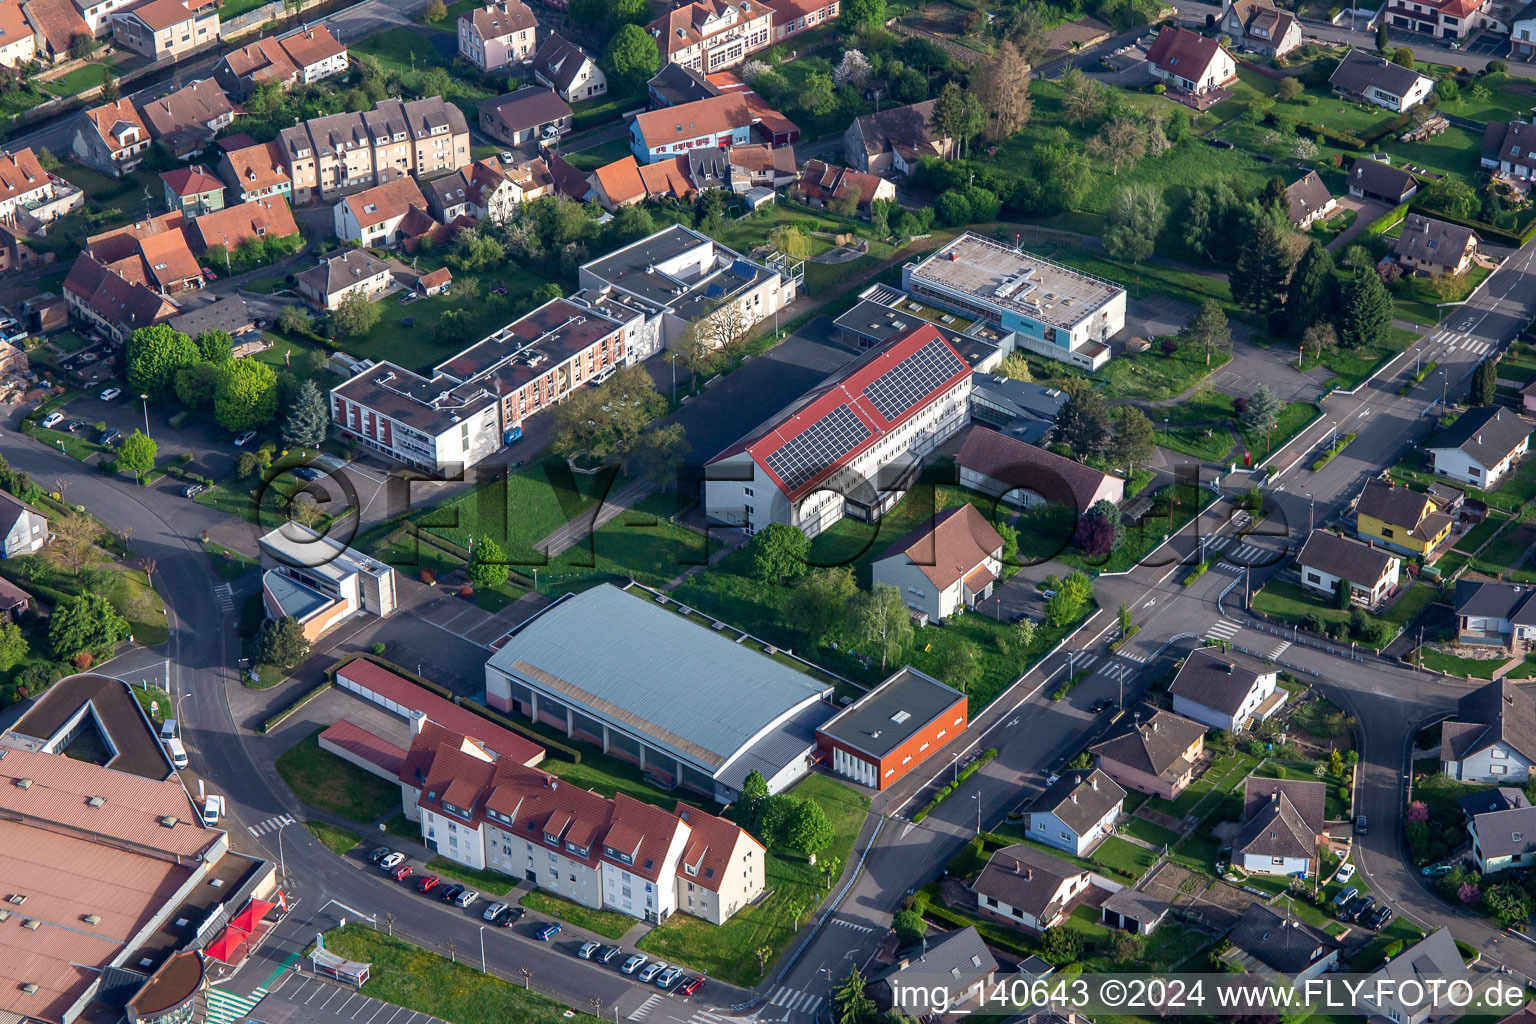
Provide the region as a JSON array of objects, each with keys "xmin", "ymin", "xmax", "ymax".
[
  {"xmin": 860, "ymin": 339, "xmax": 961, "ymax": 421},
  {"xmin": 765, "ymin": 404, "xmax": 871, "ymax": 492}
]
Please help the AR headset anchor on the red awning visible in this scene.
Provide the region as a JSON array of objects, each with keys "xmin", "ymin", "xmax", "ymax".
[
  {"xmin": 230, "ymin": 898, "xmax": 276, "ymax": 933},
  {"xmin": 204, "ymin": 925, "xmax": 252, "ymax": 964}
]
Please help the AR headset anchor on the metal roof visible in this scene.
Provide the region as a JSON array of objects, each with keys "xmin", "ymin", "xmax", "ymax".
[{"xmin": 486, "ymin": 585, "xmax": 831, "ymax": 775}]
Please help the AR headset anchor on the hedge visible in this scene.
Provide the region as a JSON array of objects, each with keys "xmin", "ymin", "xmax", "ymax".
[
  {"xmin": 457, "ymin": 696, "xmax": 582, "ymax": 764},
  {"xmin": 1363, "ymin": 202, "xmax": 1409, "ymax": 237},
  {"xmin": 1183, "ymin": 559, "xmax": 1213, "ymax": 586},
  {"xmin": 1311, "ymin": 432, "xmax": 1357, "ymax": 471},
  {"xmin": 1397, "ymin": 361, "xmax": 1437, "ymax": 395},
  {"xmin": 259, "ymin": 680, "xmax": 332, "ymax": 734},
  {"xmin": 920, "ymin": 901, "xmax": 1036, "ymax": 959},
  {"xmin": 1050, "ymin": 669, "xmax": 1088, "ymax": 702},
  {"xmin": 910, "ymin": 747, "xmax": 999, "ymax": 823}
]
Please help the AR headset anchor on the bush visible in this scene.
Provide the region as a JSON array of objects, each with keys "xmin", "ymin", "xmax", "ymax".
[
  {"xmin": 459, "ymin": 584, "xmax": 474, "ymax": 598},
  {"xmin": 370, "ymin": 641, "xmax": 387, "ymax": 656}
]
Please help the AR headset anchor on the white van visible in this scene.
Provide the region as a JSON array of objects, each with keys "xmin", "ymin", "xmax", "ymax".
[
  {"xmin": 160, "ymin": 719, "xmax": 177, "ymax": 741},
  {"xmin": 164, "ymin": 736, "xmax": 187, "ymax": 770},
  {"xmin": 202, "ymin": 794, "xmax": 224, "ymax": 826}
]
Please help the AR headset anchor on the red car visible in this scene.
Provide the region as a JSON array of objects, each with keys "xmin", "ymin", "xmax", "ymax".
[
  {"xmin": 391, "ymin": 863, "xmax": 414, "ymax": 881},
  {"xmin": 417, "ymin": 875, "xmax": 440, "ymax": 893},
  {"xmin": 678, "ymin": 978, "xmax": 705, "ymax": 997}
]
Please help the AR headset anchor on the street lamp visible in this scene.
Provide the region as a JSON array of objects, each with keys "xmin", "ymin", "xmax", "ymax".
[
  {"xmin": 971, "ymin": 793, "xmax": 981, "ymax": 836},
  {"xmin": 479, "ymin": 926, "xmax": 487, "ymax": 973},
  {"xmin": 951, "ymin": 751, "xmax": 960, "ymax": 784},
  {"xmin": 140, "ymin": 393, "xmax": 150, "ymax": 438},
  {"xmin": 276, "ymin": 817, "xmax": 293, "ymax": 884}
]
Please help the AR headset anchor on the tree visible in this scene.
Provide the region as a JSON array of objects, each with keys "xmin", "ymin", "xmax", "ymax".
[
  {"xmin": 48, "ymin": 514, "xmax": 100, "ymax": 576},
  {"xmin": 785, "ymin": 799, "xmax": 835, "ymax": 857},
  {"xmin": 1242, "ymin": 384, "xmax": 1284, "ymax": 451},
  {"xmin": 1485, "ymin": 881, "xmax": 1531, "ymax": 928},
  {"xmin": 939, "ymin": 638, "xmax": 982, "ymax": 694},
  {"xmin": 1303, "ymin": 322, "xmax": 1339, "ymax": 362},
  {"xmin": 117, "ymin": 430, "xmax": 157, "ymax": 480},
  {"xmin": 1057, "ymin": 381, "xmax": 1112, "ymax": 460},
  {"xmin": 628, "ymin": 422, "xmax": 689, "ymax": 487},
  {"xmin": 768, "ymin": 224, "xmax": 813, "ymax": 261},
  {"xmin": 1393, "ymin": 46, "xmax": 1415, "ymax": 67},
  {"xmin": 935, "ymin": 189, "xmax": 973, "ymax": 227},
  {"xmin": 739, "ymin": 770, "xmax": 771, "ymax": 834},
  {"xmin": 1039, "ymin": 926, "xmax": 1083, "ymax": 964},
  {"xmin": 892, "ymin": 908, "xmax": 925, "ymax": 946},
  {"xmin": 788, "ymin": 567, "xmax": 858, "ymax": 645},
  {"xmin": 1472, "ymin": 358, "xmax": 1498, "ymax": 405},
  {"xmin": 834, "ymin": 968, "xmax": 876, "ymax": 1024},
  {"xmin": 423, "ymin": 0, "xmax": 446, "ymax": 20},
  {"xmin": 1230, "ymin": 215, "xmax": 1292, "ymax": 316},
  {"xmin": 1110, "ymin": 406, "xmax": 1155, "ymax": 476},
  {"xmin": 1277, "ymin": 76, "xmax": 1302, "ymax": 102},
  {"xmin": 973, "ymin": 41, "xmax": 1033, "ymax": 140},
  {"xmin": 100, "ymin": 77, "xmax": 119, "ymax": 103},
  {"xmin": 1076, "ymin": 499, "xmax": 1124, "ymax": 557},
  {"xmin": 1186, "ymin": 298, "xmax": 1231, "ymax": 366},
  {"xmin": 857, "ymin": 583, "xmax": 914, "ymax": 671},
  {"xmin": 1102, "ymin": 183, "xmax": 1166, "ymax": 262},
  {"xmin": 603, "ymin": 24, "xmax": 661, "ymax": 90},
  {"xmin": 1086, "ymin": 114, "xmax": 1146, "ymax": 176},
  {"xmin": 468, "ymin": 535, "xmax": 510, "ymax": 588},
  {"xmin": 1337, "ymin": 268, "xmax": 1393, "ymax": 349},
  {"xmin": 695, "ymin": 187, "xmax": 726, "ymax": 231},
  {"xmin": 1184, "ymin": 188, "xmax": 1212, "ymax": 256},
  {"xmin": 749, "ymin": 522, "xmax": 810, "ymax": 584},
  {"xmin": 1059, "ymin": 66, "xmax": 1104, "ymax": 124},
  {"xmin": 281, "ymin": 379, "xmax": 329, "ymax": 450},
  {"xmin": 1423, "ymin": 178, "xmax": 1477, "ymax": 219},
  {"xmin": 1376, "ymin": 22, "xmax": 1389, "ymax": 50},
  {"xmin": 50, "ymin": 593, "xmax": 128, "ymax": 660},
  {"xmin": 0, "ymin": 619, "xmax": 27, "ymax": 673},
  {"xmin": 277, "ymin": 304, "xmax": 311, "ymax": 335},
  {"xmin": 839, "ymin": 0, "xmax": 885, "ymax": 32},
  {"xmin": 214, "ymin": 359, "xmax": 278, "ymax": 432},
  {"xmin": 126, "ymin": 324, "xmax": 199, "ymax": 399},
  {"xmin": 1028, "ymin": 143, "xmax": 1093, "ymax": 213},
  {"xmin": 195, "ymin": 328, "xmax": 234, "ymax": 363},
  {"xmin": 256, "ymin": 615, "xmax": 309, "ymax": 668},
  {"xmin": 833, "ymin": 49, "xmax": 872, "ymax": 88},
  {"xmin": 1285, "ymin": 240, "xmax": 1337, "ymax": 332},
  {"xmin": 331, "ymin": 291, "xmax": 381, "ymax": 338},
  {"xmin": 69, "ymin": 32, "xmax": 95, "ymax": 59},
  {"xmin": 997, "ymin": 353, "xmax": 1032, "ymax": 381},
  {"xmin": 1012, "ymin": 617, "xmax": 1038, "ymax": 653}
]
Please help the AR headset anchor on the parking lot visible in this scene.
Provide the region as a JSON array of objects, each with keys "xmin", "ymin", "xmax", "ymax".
[{"xmin": 249, "ymin": 974, "xmax": 451, "ymax": 1024}]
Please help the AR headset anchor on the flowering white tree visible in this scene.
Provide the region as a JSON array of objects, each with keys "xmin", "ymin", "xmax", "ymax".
[
  {"xmin": 1292, "ymin": 136, "xmax": 1319, "ymax": 159},
  {"xmin": 741, "ymin": 59, "xmax": 773, "ymax": 83},
  {"xmin": 833, "ymin": 49, "xmax": 872, "ymax": 88}
]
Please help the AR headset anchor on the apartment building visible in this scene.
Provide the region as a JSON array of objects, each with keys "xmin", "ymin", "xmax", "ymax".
[
  {"xmin": 214, "ymin": 24, "xmax": 347, "ymax": 96},
  {"xmin": 139, "ymin": 79, "xmax": 235, "ymax": 158},
  {"xmin": 330, "ymin": 297, "xmax": 628, "ymax": 474},
  {"xmin": 648, "ymin": 0, "xmax": 772, "ymax": 72},
  {"xmin": 457, "ymin": 0, "xmax": 539, "ymax": 72},
  {"xmin": 111, "ymin": 0, "xmax": 219, "ymax": 60},
  {"xmin": 276, "ymin": 96, "xmax": 470, "ymax": 204},
  {"xmin": 0, "ymin": 0, "xmax": 36, "ymax": 65},
  {"xmin": 630, "ymin": 93, "xmax": 753, "ymax": 163},
  {"xmin": 0, "ymin": 147, "xmax": 84, "ymax": 232},
  {"xmin": 422, "ymin": 158, "xmax": 520, "ymax": 225}
]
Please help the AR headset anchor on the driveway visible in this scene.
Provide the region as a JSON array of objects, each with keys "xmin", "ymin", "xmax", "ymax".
[{"xmin": 1327, "ymin": 196, "xmax": 1389, "ymax": 254}]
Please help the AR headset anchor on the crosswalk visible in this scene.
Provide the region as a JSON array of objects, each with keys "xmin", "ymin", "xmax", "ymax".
[
  {"xmin": 767, "ymin": 986, "xmax": 825, "ymax": 1017},
  {"xmin": 1069, "ymin": 652, "xmax": 1141, "ymax": 682},
  {"xmin": 629, "ymin": 995, "xmax": 663, "ymax": 1020},
  {"xmin": 214, "ymin": 582, "xmax": 234, "ymax": 614},
  {"xmin": 248, "ymin": 813, "xmax": 294, "ymax": 837},
  {"xmin": 1269, "ymin": 640, "xmax": 1292, "ymax": 659},
  {"xmin": 1426, "ymin": 329, "xmax": 1493, "ymax": 356},
  {"xmin": 1205, "ymin": 619, "xmax": 1242, "ymax": 641},
  {"xmin": 205, "ymin": 985, "xmax": 266, "ymax": 1024},
  {"xmin": 1212, "ymin": 561, "xmax": 1246, "ymax": 576},
  {"xmin": 1203, "ymin": 534, "xmax": 1267, "ymax": 564}
]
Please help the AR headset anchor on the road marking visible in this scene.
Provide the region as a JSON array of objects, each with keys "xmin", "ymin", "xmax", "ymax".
[
  {"xmin": 1206, "ymin": 619, "xmax": 1241, "ymax": 640},
  {"xmin": 832, "ymin": 918, "xmax": 874, "ymax": 935},
  {"xmin": 1271, "ymin": 640, "xmax": 1293, "ymax": 658},
  {"xmin": 214, "ymin": 582, "xmax": 234, "ymax": 613},
  {"xmin": 629, "ymin": 995, "xmax": 663, "ymax": 1020},
  {"xmin": 248, "ymin": 813, "xmax": 294, "ymax": 836}
]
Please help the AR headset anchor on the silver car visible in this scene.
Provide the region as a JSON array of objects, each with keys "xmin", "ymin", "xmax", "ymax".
[
  {"xmin": 378, "ymin": 852, "xmax": 404, "ymax": 871},
  {"xmin": 637, "ymin": 962, "xmax": 667, "ymax": 983},
  {"xmin": 655, "ymin": 967, "xmax": 683, "ymax": 989},
  {"xmin": 453, "ymin": 889, "xmax": 479, "ymax": 908},
  {"xmin": 482, "ymin": 902, "xmax": 509, "ymax": 921},
  {"xmin": 621, "ymin": 955, "xmax": 647, "ymax": 975}
]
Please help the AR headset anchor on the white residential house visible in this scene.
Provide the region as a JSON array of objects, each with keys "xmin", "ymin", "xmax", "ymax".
[
  {"xmin": 1295, "ymin": 529, "xmax": 1402, "ymax": 610},
  {"xmin": 1441, "ymin": 677, "xmax": 1536, "ymax": 783},
  {"xmin": 1026, "ymin": 770, "xmax": 1125, "ymax": 856},
  {"xmin": 1234, "ymin": 778, "xmax": 1325, "ymax": 876},
  {"xmin": 870, "ymin": 503, "xmax": 1003, "ymax": 625},
  {"xmin": 1471, "ymin": 804, "xmax": 1536, "ymax": 874},
  {"xmin": 1169, "ymin": 647, "xmax": 1285, "ymax": 733},
  {"xmin": 1358, "ymin": 929, "xmax": 1468, "ymax": 1024},
  {"xmin": 1144, "ymin": 26, "xmax": 1238, "ymax": 94},
  {"xmin": 1329, "ymin": 48, "xmax": 1434, "ymax": 112},
  {"xmin": 972, "ymin": 843, "xmax": 1097, "ymax": 931},
  {"xmin": 0, "ymin": 492, "xmax": 48, "ymax": 557},
  {"xmin": 1426, "ymin": 405, "xmax": 1533, "ymax": 489}
]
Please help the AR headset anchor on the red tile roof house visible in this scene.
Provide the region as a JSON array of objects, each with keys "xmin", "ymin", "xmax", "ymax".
[
  {"xmin": 71, "ymin": 97, "xmax": 151, "ymax": 177},
  {"xmin": 333, "ymin": 176, "xmax": 434, "ymax": 247},
  {"xmin": 138, "ymin": 79, "xmax": 236, "ymax": 159},
  {"xmin": 871, "ymin": 502, "xmax": 1004, "ymax": 624},
  {"xmin": 764, "ymin": 0, "xmax": 838, "ymax": 41},
  {"xmin": 1144, "ymin": 26, "xmax": 1237, "ymax": 97},
  {"xmin": 796, "ymin": 159, "xmax": 895, "ymax": 216},
  {"xmin": 647, "ymin": 0, "xmax": 773, "ymax": 73},
  {"xmin": 457, "ymin": 0, "xmax": 539, "ymax": 73},
  {"xmin": 190, "ymin": 196, "xmax": 300, "ymax": 259},
  {"xmin": 63, "ymin": 253, "xmax": 178, "ymax": 343},
  {"xmin": 160, "ymin": 164, "xmax": 225, "ymax": 220},
  {"xmin": 630, "ymin": 93, "xmax": 752, "ymax": 164}
]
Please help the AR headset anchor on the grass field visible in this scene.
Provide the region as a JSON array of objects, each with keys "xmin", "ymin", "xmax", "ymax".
[
  {"xmin": 1252, "ymin": 579, "xmax": 1434, "ymax": 639},
  {"xmin": 305, "ymin": 821, "xmax": 363, "ymax": 856},
  {"xmin": 351, "ymin": 28, "xmax": 499, "ymax": 120},
  {"xmin": 1455, "ymin": 513, "xmax": 1506, "ymax": 554},
  {"xmin": 320, "ymin": 924, "xmax": 603, "ymax": 1024},
  {"xmin": 1120, "ymin": 816, "xmax": 1181, "ymax": 849},
  {"xmin": 1420, "ymin": 648, "xmax": 1506, "ymax": 678},
  {"xmin": 417, "ymin": 459, "xmax": 599, "ymax": 564},
  {"xmin": 519, "ymin": 889, "xmax": 636, "ymax": 939},
  {"xmin": 275, "ymin": 727, "xmax": 405, "ymax": 824},
  {"xmin": 637, "ymin": 774, "xmax": 868, "ymax": 985}
]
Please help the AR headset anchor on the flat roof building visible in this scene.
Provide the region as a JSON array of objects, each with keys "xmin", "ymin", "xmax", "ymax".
[
  {"xmin": 258, "ymin": 522, "xmax": 398, "ymax": 641},
  {"xmin": 902, "ymin": 232, "xmax": 1125, "ymax": 370},
  {"xmin": 3, "ymin": 672, "xmax": 175, "ymax": 781},
  {"xmin": 485, "ymin": 583, "xmax": 835, "ymax": 801},
  {"xmin": 816, "ymin": 666, "xmax": 967, "ymax": 790}
]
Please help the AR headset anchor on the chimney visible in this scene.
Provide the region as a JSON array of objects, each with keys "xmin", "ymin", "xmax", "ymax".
[
  {"xmin": 408, "ymin": 709, "xmax": 428, "ymax": 737},
  {"xmin": 1090, "ymin": 775, "xmax": 1098, "ymax": 792},
  {"xmin": 1070, "ymin": 791, "xmax": 1078, "ymax": 804},
  {"xmin": 1226, "ymin": 662, "xmax": 1235, "ymax": 673}
]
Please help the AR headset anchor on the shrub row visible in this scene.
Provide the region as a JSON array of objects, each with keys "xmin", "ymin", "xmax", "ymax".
[
  {"xmin": 457, "ymin": 696, "xmax": 582, "ymax": 764},
  {"xmin": 1397, "ymin": 361, "xmax": 1438, "ymax": 396},
  {"xmin": 910, "ymin": 747, "xmax": 999, "ymax": 823},
  {"xmin": 919, "ymin": 901, "xmax": 1036, "ymax": 959},
  {"xmin": 1050, "ymin": 669, "xmax": 1089, "ymax": 702},
  {"xmin": 1311, "ymin": 432, "xmax": 1357, "ymax": 472},
  {"xmin": 1182, "ymin": 559, "xmax": 1213, "ymax": 586},
  {"xmin": 259, "ymin": 680, "xmax": 331, "ymax": 734}
]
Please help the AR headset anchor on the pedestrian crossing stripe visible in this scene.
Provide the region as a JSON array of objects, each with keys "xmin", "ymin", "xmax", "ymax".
[
  {"xmin": 1206, "ymin": 619, "xmax": 1241, "ymax": 639},
  {"xmin": 1271, "ymin": 640, "xmax": 1292, "ymax": 658},
  {"xmin": 205, "ymin": 985, "xmax": 266, "ymax": 1024},
  {"xmin": 769, "ymin": 988, "xmax": 824, "ymax": 1015},
  {"xmin": 248, "ymin": 814, "xmax": 294, "ymax": 837},
  {"xmin": 629, "ymin": 994, "xmax": 663, "ymax": 1020}
]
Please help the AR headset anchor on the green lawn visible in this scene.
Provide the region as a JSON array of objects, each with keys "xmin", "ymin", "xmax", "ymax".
[
  {"xmin": 1120, "ymin": 816, "xmax": 1181, "ymax": 849},
  {"xmin": 319, "ymin": 924, "xmax": 603, "ymax": 1024},
  {"xmin": 541, "ymin": 490, "xmax": 718, "ymax": 590},
  {"xmin": 1090, "ymin": 836, "xmax": 1161, "ymax": 878},
  {"xmin": 351, "ymin": 28, "xmax": 499, "ymax": 120},
  {"xmin": 561, "ymin": 138, "xmax": 634, "ymax": 172},
  {"xmin": 428, "ymin": 856, "xmax": 521, "ymax": 898},
  {"xmin": 1056, "ymin": 483, "xmax": 1215, "ymax": 574},
  {"xmin": 39, "ymin": 63, "xmax": 111, "ymax": 97},
  {"xmin": 1348, "ymin": 917, "xmax": 1428, "ymax": 972},
  {"xmin": 1455, "ymin": 513, "xmax": 1506, "ymax": 554},
  {"xmin": 274, "ymin": 726, "xmax": 405, "ymax": 824},
  {"xmin": 1251, "ymin": 577, "xmax": 1428, "ymax": 636},
  {"xmin": 204, "ymin": 541, "xmax": 257, "ymax": 580},
  {"xmin": 415, "ymin": 458, "xmax": 598, "ymax": 565},
  {"xmin": 519, "ymin": 889, "xmax": 636, "ymax": 939},
  {"xmin": 637, "ymin": 774, "xmax": 869, "ymax": 985},
  {"xmin": 305, "ymin": 821, "xmax": 363, "ymax": 856},
  {"xmin": 1420, "ymin": 648, "xmax": 1506, "ymax": 678}
]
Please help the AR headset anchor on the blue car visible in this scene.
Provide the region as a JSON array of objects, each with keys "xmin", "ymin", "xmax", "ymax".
[{"xmin": 535, "ymin": 922, "xmax": 561, "ymax": 941}]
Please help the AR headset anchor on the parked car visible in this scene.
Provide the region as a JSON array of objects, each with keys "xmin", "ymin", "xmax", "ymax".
[
  {"xmin": 1332, "ymin": 886, "xmax": 1358, "ymax": 907},
  {"xmin": 1367, "ymin": 905, "xmax": 1394, "ymax": 930},
  {"xmin": 500, "ymin": 151, "xmax": 514, "ymax": 163},
  {"xmin": 378, "ymin": 852, "xmax": 405, "ymax": 871},
  {"xmin": 578, "ymin": 941, "xmax": 601, "ymax": 960},
  {"xmin": 1422, "ymin": 862, "xmax": 1455, "ymax": 877},
  {"xmin": 1209, "ymin": 138, "xmax": 1234, "ymax": 149},
  {"xmin": 453, "ymin": 889, "xmax": 479, "ymax": 909},
  {"xmin": 40, "ymin": 412, "xmax": 62, "ymax": 428},
  {"xmin": 1355, "ymin": 816, "xmax": 1368, "ymax": 834},
  {"xmin": 366, "ymin": 846, "xmax": 391, "ymax": 864},
  {"xmin": 655, "ymin": 967, "xmax": 682, "ymax": 989},
  {"xmin": 99, "ymin": 387, "xmax": 121, "ymax": 401},
  {"xmin": 1342, "ymin": 896, "xmax": 1374, "ymax": 923},
  {"xmin": 678, "ymin": 977, "xmax": 705, "ymax": 997},
  {"xmin": 418, "ymin": 875, "xmax": 441, "ymax": 893},
  {"xmin": 596, "ymin": 945, "xmax": 622, "ymax": 964},
  {"xmin": 621, "ymin": 954, "xmax": 646, "ymax": 974},
  {"xmin": 182, "ymin": 483, "xmax": 205, "ymax": 498},
  {"xmin": 483, "ymin": 902, "xmax": 509, "ymax": 921},
  {"xmin": 535, "ymin": 922, "xmax": 561, "ymax": 941},
  {"xmin": 292, "ymin": 465, "xmax": 323, "ymax": 481},
  {"xmin": 1089, "ymin": 698, "xmax": 1113, "ymax": 714},
  {"xmin": 494, "ymin": 906, "xmax": 525, "ymax": 927},
  {"xmin": 65, "ymin": 419, "xmax": 85, "ymax": 432},
  {"xmin": 437, "ymin": 884, "xmax": 465, "ymax": 904},
  {"xmin": 233, "ymin": 429, "xmax": 258, "ymax": 447},
  {"xmin": 391, "ymin": 863, "xmax": 414, "ymax": 881},
  {"xmin": 201, "ymin": 794, "xmax": 224, "ymax": 826},
  {"xmin": 1336, "ymin": 862, "xmax": 1356, "ymax": 884},
  {"xmin": 94, "ymin": 428, "xmax": 120, "ymax": 445},
  {"xmin": 637, "ymin": 962, "xmax": 666, "ymax": 983}
]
